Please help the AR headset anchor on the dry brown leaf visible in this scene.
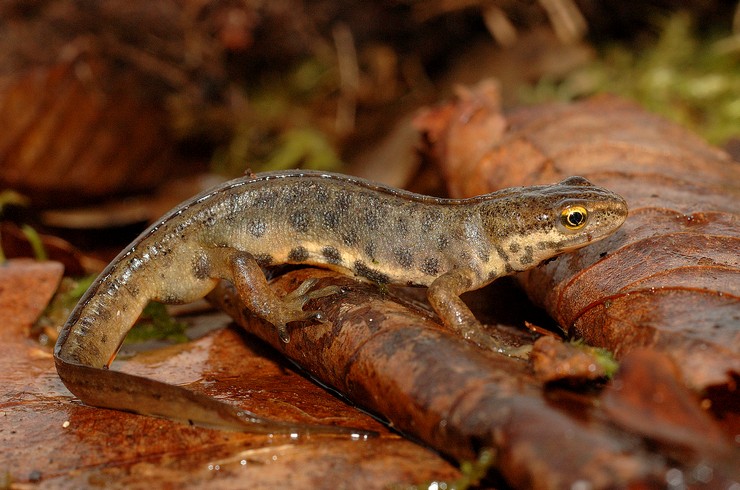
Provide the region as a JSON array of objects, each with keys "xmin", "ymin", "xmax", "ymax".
[
  {"xmin": 530, "ymin": 335, "xmax": 610, "ymax": 383},
  {"xmin": 0, "ymin": 259, "xmax": 63, "ymax": 333},
  {"xmin": 415, "ymin": 83, "xmax": 740, "ymax": 391},
  {"xmin": 210, "ymin": 269, "xmax": 739, "ymax": 488},
  {"xmin": 602, "ymin": 349, "xmax": 731, "ymax": 461},
  {"xmin": 1, "ymin": 279, "xmax": 458, "ymax": 488},
  {"xmin": 0, "ymin": 59, "xmax": 175, "ymax": 205}
]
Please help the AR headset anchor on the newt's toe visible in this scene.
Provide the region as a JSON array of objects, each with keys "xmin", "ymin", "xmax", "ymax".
[{"xmin": 277, "ymin": 324, "xmax": 291, "ymax": 343}]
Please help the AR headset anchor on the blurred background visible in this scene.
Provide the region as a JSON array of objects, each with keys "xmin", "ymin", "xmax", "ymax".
[{"xmin": 1, "ymin": 0, "xmax": 738, "ymax": 256}]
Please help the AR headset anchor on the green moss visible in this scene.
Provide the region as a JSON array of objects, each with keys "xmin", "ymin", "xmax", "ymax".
[
  {"xmin": 0, "ymin": 189, "xmax": 30, "ymax": 263},
  {"xmin": 570, "ymin": 339, "xmax": 620, "ymax": 378},
  {"xmin": 262, "ymin": 127, "xmax": 343, "ymax": 171},
  {"xmin": 212, "ymin": 57, "xmax": 343, "ymax": 176},
  {"xmin": 37, "ymin": 276, "xmax": 187, "ymax": 345},
  {"xmin": 124, "ymin": 302, "xmax": 189, "ymax": 344},
  {"xmin": 35, "ymin": 275, "xmax": 97, "ymax": 342},
  {"xmin": 454, "ymin": 448, "xmax": 497, "ymax": 489},
  {"xmin": 520, "ymin": 13, "xmax": 740, "ymax": 144},
  {"xmin": 390, "ymin": 448, "xmax": 497, "ymax": 490},
  {"xmin": 20, "ymin": 224, "xmax": 47, "ymax": 261}
]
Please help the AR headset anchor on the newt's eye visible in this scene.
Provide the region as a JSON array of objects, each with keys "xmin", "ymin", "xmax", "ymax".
[{"xmin": 560, "ymin": 206, "xmax": 588, "ymax": 230}]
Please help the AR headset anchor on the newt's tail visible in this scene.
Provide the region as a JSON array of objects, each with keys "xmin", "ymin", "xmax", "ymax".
[{"xmin": 54, "ymin": 355, "xmax": 377, "ymax": 438}]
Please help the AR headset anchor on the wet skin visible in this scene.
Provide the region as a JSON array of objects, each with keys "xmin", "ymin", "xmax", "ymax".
[{"xmin": 55, "ymin": 170, "xmax": 628, "ymax": 434}]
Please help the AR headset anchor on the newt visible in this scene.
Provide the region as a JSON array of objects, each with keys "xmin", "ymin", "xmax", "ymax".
[{"xmin": 54, "ymin": 170, "xmax": 628, "ymax": 436}]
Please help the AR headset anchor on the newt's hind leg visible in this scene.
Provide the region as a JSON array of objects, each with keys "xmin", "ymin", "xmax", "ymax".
[{"xmin": 229, "ymin": 252, "xmax": 341, "ymax": 342}]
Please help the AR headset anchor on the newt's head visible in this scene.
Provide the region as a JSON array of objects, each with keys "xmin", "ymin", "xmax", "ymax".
[{"xmin": 478, "ymin": 176, "xmax": 628, "ymax": 273}]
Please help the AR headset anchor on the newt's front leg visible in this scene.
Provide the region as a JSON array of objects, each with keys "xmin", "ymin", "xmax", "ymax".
[
  {"xmin": 428, "ymin": 269, "xmax": 530, "ymax": 358},
  {"xmin": 230, "ymin": 252, "xmax": 340, "ymax": 342}
]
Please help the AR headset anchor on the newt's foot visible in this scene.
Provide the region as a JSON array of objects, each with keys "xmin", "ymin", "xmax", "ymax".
[{"xmin": 276, "ymin": 279, "xmax": 342, "ymax": 343}]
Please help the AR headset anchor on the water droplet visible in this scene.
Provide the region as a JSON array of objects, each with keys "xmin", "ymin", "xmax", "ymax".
[
  {"xmin": 692, "ymin": 463, "xmax": 713, "ymax": 483},
  {"xmin": 665, "ymin": 468, "xmax": 684, "ymax": 489},
  {"xmin": 571, "ymin": 480, "xmax": 592, "ymax": 490}
]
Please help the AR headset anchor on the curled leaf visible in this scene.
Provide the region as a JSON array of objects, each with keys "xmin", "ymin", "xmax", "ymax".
[{"xmin": 416, "ymin": 84, "xmax": 740, "ymax": 391}]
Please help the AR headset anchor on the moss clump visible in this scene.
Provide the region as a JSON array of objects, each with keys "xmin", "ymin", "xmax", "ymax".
[{"xmin": 521, "ymin": 13, "xmax": 740, "ymax": 145}]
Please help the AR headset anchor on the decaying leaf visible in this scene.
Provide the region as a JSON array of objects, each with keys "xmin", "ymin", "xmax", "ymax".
[
  {"xmin": 0, "ymin": 265, "xmax": 459, "ymax": 487},
  {"xmin": 0, "ymin": 60, "xmax": 175, "ymax": 205},
  {"xmin": 601, "ymin": 349, "xmax": 731, "ymax": 462},
  {"xmin": 0, "ymin": 259, "xmax": 64, "ymax": 332},
  {"xmin": 210, "ymin": 270, "xmax": 739, "ymax": 488},
  {"xmin": 415, "ymin": 82, "xmax": 739, "ymax": 391},
  {"xmin": 530, "ymin": 336, "xmax": 617, "ymax": 384}
]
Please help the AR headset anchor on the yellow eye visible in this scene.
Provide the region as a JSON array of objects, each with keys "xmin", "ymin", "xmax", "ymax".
[{"xmin": 560, "ymin": 206, "xmax": 588, "ymax": 230}]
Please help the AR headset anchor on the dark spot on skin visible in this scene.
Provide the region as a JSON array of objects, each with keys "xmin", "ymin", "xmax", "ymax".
[
  {"xmin": 323, "ymin": 210, "xmax": 341, "ymax": 230},
  {"xmin": 254, "ymin": 190, "xmax": 277, "ymax": 208},
  {"xmin": 336, "ymin": 193, "xmax": 352, "ymax": 212},
  {"xmin": 195, "ymin": 209, "xmax": 217, "ymax": 230},
  {"xmin": 322, "ymin": 246, "xmax": 342, "ymax": 264},
  {"xmin": 254, "ymin": 254, "xmax": 274, "ymax": 266},
  {"xmin": 249, "ymin": 219, "xmax": 267, "ymax": 237},
  {"xmin": 175, "ymin": 220, "xmax": 189, "ymax": 236},
  {"xmin": 477, "ymin": 249, "xmax": 489, "ymax": 262},
  {"xmin": 354, "ymin": 261, "xmax": 390, "ymax": 284},
  {"xmin": 487, "ymin": 269, "xmax": 499, "ymax": 281},
  {"xmin": 364, "ymin": 209, "xmax": 381, "ymax": 230},
  {"xmin": 436, "ymin": 234, "xmax": 450, "ymax": 251},
  {"xmin": 193, "ymin": 254, "xmax": 210, "ymax": 279},
  {"xmin": 420, "ymin": 257, "xmax": 440, "ymax": 276},
  {"xmin": 290, "ymin": 210, "xmax": 310, "ymax": 232},
  {"xmin": 224, "ymin": 194, "xmax": 241, "ymax": 222},
  {"xmin": 283, "ymin": 185, "xmax": 306, "ymax": 204},
  {"xmin": 315, "ymin": 186, "xmax": 329, "ymax": 202},
  {"xmin": 504, "ymin": 263, "xmax": 515, "ymax": 273},
  {"xmin": 495, "ymin": 244, "xmax": 509, "ymax": 262},
  {"xmin": 509, "ymin": 242, "xmax": 520, "ymax": 253},
  {"xmin": 288, "ymin": 246, "xmax": 309, "ymax": 262},
  {"xmin": 520, "ymin": 245, "xmax": 534, "ymax": 265},
  {"xmin": 537, "ymin": 240, "xmax": 558, "ymax": 250},
  {"xmin": 422, "ymin": 210, "xmax": 441, "ymax": 232},
  {"xmin": 161, "ymin": 293, "xmax": 185, "ymax": 304},
  {"xmin": 342, "ymin": 230, "xmax": 358, "ymax": 246},
  {"xmin": 395, "ymin": 217, "xmax": 409, "ymax": 234},
  {"xmin": 394, "ymin": 248, "xmax": 413, "ymax": 269},
  {"xmin": 364, "ymin": 241, "xmax": 376, "ymax": 261}
]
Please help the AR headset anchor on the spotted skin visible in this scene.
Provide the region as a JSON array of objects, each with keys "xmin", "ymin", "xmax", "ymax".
[{"xmin": 54, "ymin": 170, "xmax": 628, "ymax": 435}]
